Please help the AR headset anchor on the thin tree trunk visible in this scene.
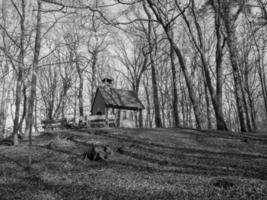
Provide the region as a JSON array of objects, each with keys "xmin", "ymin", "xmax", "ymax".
[
  {"xmin": 61, "ymin": 76, "xmax": 71, "ymax": 119},
  {"xmin": 74, "ymin": 85, "xmax": 77, "ymax": 122},
  {"xmin": 144, "ymin": 82, "xmax": 151, "ymax": 128},
  {"xmin": 252, "ymin": 30, "xmax": 267, "ymax": 118},
  {"xmin": 244, "ymin": 70, "xmax": 256, "ymax": 130},
  {"xmin": 59, "ymin": 61, "xmax": 70, "ymax": 119},
  {"xmin": 0, "ymin": 65, "xmax": 7, "ymax": 135},
  {"xmin": 241, "ymin": 68, "xmax": 252, "ymax": 132},
  {"xmin": 76, "ymin": 57, "xmax": 84, "ymax": 118},
  {"xmin": 161, "ymin": 93, "xmax": 166, "ymax": 128},
  {"xmin": 170, "ymin": 42, "xmax": 180, "ymax": 127},
  {"xmin": 18, "ymin": 84, "xmax": 27, "ymax": 134},
  {"xmin": 48, "ymin": 67, "xmax": 56, "ymax": 120},
  {"xmin": 34, "ymin": 96, "xmax": 38, "ymax": 132},
  {"xmin": 61, "ymin": 88, "xmax": 66, "ymax": 119},
  {"xmin": 188, "ymin": 102, "xmax": 192, "ymax": 128},
  {"xmin": 221, "ymin": 7, "xmax": 247, "ymax": 131},
  {"xmin": 143, "ymin": 3, "xmax": 162, "ymax": 128},
  {"xmin": 91, "ymin": 52, "xmax": 97, "ymax": 106},
  {"xmin": 150, "ymin": 57, "xmax": 162, "ymax": 127},
  {"xmin": 25, "ymin": 0, "xmax": 42, "ymax": 167},
  {"xmin": 0, "ymin": 0, "xmax": 8, "ymax": 136},
  {"xmin": 204, "ymin": 83, "xmax": 212, "ymax": 129},
  {"xmin": 143, "ymin": 77, "xmax": 152, "ymax": 128},
  {"xmin": 181, "ymin": 87, "xmax": 186, "ymax": 127},
  {"xmin": 13, "ymin": 0, "xmax": 26, "ymax": 145}
]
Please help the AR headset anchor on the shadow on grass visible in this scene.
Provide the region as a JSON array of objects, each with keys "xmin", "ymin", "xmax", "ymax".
[
  {"xmin": 113, "ymin": 147, "xmax": 267, "ymax": 180},
  {"xmin": 94, "ymin": 131, "xmax": 267, "ymax": 160},
  {"xmin": 0, "ymin": 150, "xmax": 61, "ymax": 170},
  {"xmin": 86, "ymin": 131, "xmax": 267, "ymax": 180},
  {"xmin": 169, "ymin": 128, "xmax": 267, "ymax": 142},
  {"xmin": 126, "ymin": 143, "xmax": 267, "ymax": 172}
]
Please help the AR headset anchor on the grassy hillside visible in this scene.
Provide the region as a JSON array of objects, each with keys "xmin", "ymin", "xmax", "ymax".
[{"xmin": 0, "ymin": 128, "xmax": 267, "ymax": 200}]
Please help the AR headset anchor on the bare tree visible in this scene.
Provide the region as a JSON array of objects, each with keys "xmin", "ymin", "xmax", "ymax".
[
  {"xmin": 175, "ymin": 0, "xmax": 228, "ymax": 130},
  {"xmin": 143, "ymin": 2, "xmax": 163, "ymax": 128},
  {"xmin": 219, "ymin": 0, "xmax": 248, "ymax": 131},
  {"xmin": 12, "ymin": 0, "xmax": 26, "ymax": 145},
  {"xmin": 144, "ymin": 0, "xmax": 203, "ymax": 129},
  {"xmin": 25, "ymin": 0, "xmax": 42, "ymax": 167}
]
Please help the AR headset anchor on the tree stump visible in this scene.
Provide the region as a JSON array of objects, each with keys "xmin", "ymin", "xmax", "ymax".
[{"xmin": 83, "ymin": 144, "xmax": 113, "ymax": 161}]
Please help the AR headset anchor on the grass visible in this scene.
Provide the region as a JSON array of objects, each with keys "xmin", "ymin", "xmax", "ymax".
[{"xmin": 0, "ymin": 128, "xmax": 266, "ymax": 200}]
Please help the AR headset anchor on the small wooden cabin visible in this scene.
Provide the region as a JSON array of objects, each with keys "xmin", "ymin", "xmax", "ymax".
[{"xmin": 91, "ymin": 78, "xmax": 144, "ymax": 127}]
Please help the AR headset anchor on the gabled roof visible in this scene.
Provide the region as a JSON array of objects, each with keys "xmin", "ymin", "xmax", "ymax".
[{"xmin": 93, "ymin": 87, "xmax": 144, "ymax": 110}]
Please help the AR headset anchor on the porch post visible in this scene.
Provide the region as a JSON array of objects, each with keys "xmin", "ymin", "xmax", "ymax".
[
  {"xmin": 139, "ymin": 109, "xmax": 143, "ymax": 128},
  {"xmin": 105, "ymin": 107, "xmax": 109, "ymax": 127},
  {"xmin": 116, "ymin": 109, "xmax": 121, "ymax": 127},
  {"xmin": 135, "ymin": 110, "xmax": 138, "ymax": 127}
]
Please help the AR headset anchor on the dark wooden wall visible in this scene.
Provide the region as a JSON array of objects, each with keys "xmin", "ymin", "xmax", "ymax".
[{"xmin": 92, "ymin": 91, "xmax": 106, "ymax": 115}]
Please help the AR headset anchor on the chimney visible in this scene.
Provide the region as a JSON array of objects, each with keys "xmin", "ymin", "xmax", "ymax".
[{"xmin": 102, "ymin": 77, "xmax": 113, "ymax": 88}]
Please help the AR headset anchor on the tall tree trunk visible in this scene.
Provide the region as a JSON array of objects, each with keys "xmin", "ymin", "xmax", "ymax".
[
  {"xmin": 0, "ymin": 67, "xmax": 8, "ymax": 135},
  {"xmin": 48, "ymin": 67, "xmax": 56, "ymax": 120},
  {"xmin": 150, "ymin": 60, "xmax": 162, "ymax": 128},
  {"xmin": 180, "ymin": 82, "xmax": 186, "ymax": 127},
  {"xmin": 161, "ymin": 92, "xmax": 166, "ymax": 128},
  {"xmin": 13, "ymin": 0, "xmax": 26, "ymax": 145},
  {"xmin": 252, "ymin": 29, "xmax": 267, "ymax": 118},
  {"xmin": 25, "ymin": 0, "xmax": 42, "ymax": 167},
  {"xmin": 170, "ymin": 42, "xmax": 180, "ymax": 127},
  {"xmin": 241, "ymin": 74, "xmax": 252, "ymax": 132},
  {"xmin": 188, "ymin": 102, "xmax": 193, "ymax": 128},
  {"xmin": 220, "ymin": 3, "xmax": 247, "ymax": 131},
  {"xmin": 0, "ymin": 0, "xmax": 8, "ymax": 136},
  {"xmin": 204, "ymin": 83, "xmax": 212, "ymax": 129},
  {"xmin": 244, "ymin": 64, "xmax": 256, "ymax": 130},
  {"xmin": 59, "ymin": 59, "xmax": 70, "ymax": 119},
  {"xmin": 34, "ymin": 96, "xmax": 38, "ymax": 132},
  {"xmin": 74, "ymin": 85, "xmax": 77, "ymax": 122},
  {"xmin": 61, "ymin": 75, "xmax": 71, "ymax": 119},
  {"xmin": 143, "ymin": 3, "xmax": 162, "ymax": 128},
  {"xmin": 18, "ymin": 84, "xmax": 27, "ymax": 134},
  {"xmin": 0, "ymin": 80, "xmax": 6, "ymax": 135},
  {"xmin": 143, "ymin": 77, "xmax": 152, "ymax": 128},
  {"xmin": 76, "ymin": 57, "xmax": 84, "ymax": 118},
  {"xmin": 213, "ymin": 0, "xmax": 228, "ymax": 131},
  {"xmin": 91, "ymin": 51, "xmax": 97, "ymax": 106},
  {"xmin": 227, "ymin": 41, "xmax": 247, "ymax": 132},
  {"xmin": 247, "ymin": 94, "xmax": 256, "ymax": 130},
  {"xmin": 61, "ymin": 89, "xmax": 66, "ymax": 119}
]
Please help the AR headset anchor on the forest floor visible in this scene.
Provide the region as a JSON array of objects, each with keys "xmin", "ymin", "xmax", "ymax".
[{"xmin": 0, "ymin": 128, "xmax": 267, "ymax": 200}]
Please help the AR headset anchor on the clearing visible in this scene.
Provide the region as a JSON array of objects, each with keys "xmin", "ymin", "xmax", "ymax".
[{"xmin": 0, "ymin": 128, "xmax": 267, "ymax": 200}]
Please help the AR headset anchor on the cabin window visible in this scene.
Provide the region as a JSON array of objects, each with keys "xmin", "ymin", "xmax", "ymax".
[
  {"xmin": 129, "ymin": 111, "xmax": 134, "ymax": 121},
  {"xmin": 122, "ymin": 110, "xmax": 127, "ymax": 120}
]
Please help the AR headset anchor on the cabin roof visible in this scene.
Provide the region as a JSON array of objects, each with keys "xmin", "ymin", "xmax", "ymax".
[{"xmin": 92, "ymin": 87, "xmax": 144, "ymax": 111}]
